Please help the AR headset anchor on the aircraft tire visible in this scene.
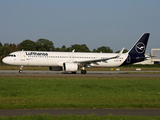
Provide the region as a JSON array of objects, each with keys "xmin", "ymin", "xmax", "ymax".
[
  {"xmin": 19, "ymin": 70, "xmax": 23, "ymax": 73},
  {"xmin": 81, "ymin": 70, "xmax": 87, "ymax": 74}
]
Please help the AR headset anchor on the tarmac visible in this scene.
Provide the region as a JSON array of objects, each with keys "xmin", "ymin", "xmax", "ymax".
[
  {"xmin": 0, "ymin": 70, "xmax": 160, "ymax": 77},
  {"xmin": 0, "ymin": 109, "xmax": 160, "ymax": 117}
]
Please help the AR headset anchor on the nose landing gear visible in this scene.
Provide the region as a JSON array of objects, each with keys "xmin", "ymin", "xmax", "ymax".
[{"xmin": 19, "ymin": 66, "xmax": 23, "ymax": 73}]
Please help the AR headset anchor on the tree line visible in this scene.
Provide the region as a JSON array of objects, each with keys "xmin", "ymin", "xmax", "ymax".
[{"xmin": 0, "ymin": 38, "xmax": 128, "ymax": 63}]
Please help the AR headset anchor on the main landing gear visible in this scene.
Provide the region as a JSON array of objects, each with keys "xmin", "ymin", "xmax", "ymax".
[
  {"xmin": 19, "ymin": 65, "xmax": 23, "ymax": 73},
  {"xmin": 81, "ymin": 67, "xmax": 87, "ymax": 74}
]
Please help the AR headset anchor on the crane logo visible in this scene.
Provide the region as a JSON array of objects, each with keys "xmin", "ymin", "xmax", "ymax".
[{"xmin": 135, "ymin": 42, "xmax": 145, "ymax": 54}]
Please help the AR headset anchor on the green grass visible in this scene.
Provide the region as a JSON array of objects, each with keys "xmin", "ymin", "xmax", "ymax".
[
  {"xmin": 0, "ymin": 77, "xmax": 160, "ymax": 109},
  {"xmin": 1, "ymin": 114, "xmax": 160, "ymax": 120}
]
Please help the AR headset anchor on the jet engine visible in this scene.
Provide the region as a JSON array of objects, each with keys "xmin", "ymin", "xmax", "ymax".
[{"xmin": 63, "ymin": 62, "xmax": 78, "ymax": 72}]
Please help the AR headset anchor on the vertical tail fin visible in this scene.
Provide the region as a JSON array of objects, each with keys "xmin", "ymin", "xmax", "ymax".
[
  {"xmin": 128, "ymin": 33, "xmax": 150, "ymax": 55},
  {"xmin": 121, "ymin": 33, "xmax": 150, "ymax": 66}
]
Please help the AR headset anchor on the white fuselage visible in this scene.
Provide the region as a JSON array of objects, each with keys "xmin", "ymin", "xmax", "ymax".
[{"xmin": 2, "ymin": 51, "xmax": 128, "ymax": 68}]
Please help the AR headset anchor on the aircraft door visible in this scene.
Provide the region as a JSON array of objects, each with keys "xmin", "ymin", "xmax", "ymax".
[
  {"xmin": 95, "ymin": 55, "xmax": 100, "ymax": 59},
  {"xmin": 69, "ymin": 53, "xmax": 75, "ymax": 62},
  {"xmin": 20, "ymin": 51, "xmax": 25, "ymax": 61}
]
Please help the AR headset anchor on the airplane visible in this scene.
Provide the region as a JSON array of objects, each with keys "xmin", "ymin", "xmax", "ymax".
[{"xmin": 2, "ymin": 33, "xmax": 150, "ymax": 74}]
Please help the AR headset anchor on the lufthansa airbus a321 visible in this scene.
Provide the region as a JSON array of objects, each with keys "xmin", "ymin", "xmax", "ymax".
[{"xmin": 2, "ymin": 33, "xmax": 150, "ymax": 74}]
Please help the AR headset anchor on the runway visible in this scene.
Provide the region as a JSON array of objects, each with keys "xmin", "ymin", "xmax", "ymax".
[
  {"xmin": 0, "ymin": 70, "xmax": 160, "ymax": 77},
  {"xmin": 0, "ymin": 109, "xmax": 160, "ymax": 117}
]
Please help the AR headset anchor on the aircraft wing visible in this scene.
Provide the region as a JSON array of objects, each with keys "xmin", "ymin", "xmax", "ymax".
[{"xmin": 73, "ymin": 48, "xmax": 125, "ymax": 64}]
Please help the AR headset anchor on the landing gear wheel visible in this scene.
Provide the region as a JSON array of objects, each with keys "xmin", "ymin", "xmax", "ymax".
[
  {"xmin": 19, "ymin": 65, "xmax": 23, "ymax": 73},
  {"xmin": 19, "ymin": 70, "xmax": 23, "ymax": 73},
  {"xmin": 81, "ymin": 70, "xmax": 87, "ymax": 74}
]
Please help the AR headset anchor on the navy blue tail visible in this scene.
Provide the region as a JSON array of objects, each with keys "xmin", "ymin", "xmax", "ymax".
[
  {"xmin": 128, "ymin": 33, "xmax": 150, "ymax": 55},
  {"xmin": 122, "ymin": 33, "xmax": 150, "ymax": 65}
]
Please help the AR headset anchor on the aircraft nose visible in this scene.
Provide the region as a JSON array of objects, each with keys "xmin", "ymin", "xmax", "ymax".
[
  {"xmin": 2, "ymin": 57, "xmax": 15, "ymax": 65},
  {"xmin": 2, "ymin": 57, "xmax": 9, "ymax": 64},
  {"xmin": 2, "ymin": 57, "xmax": 6, "ymax": 63}
]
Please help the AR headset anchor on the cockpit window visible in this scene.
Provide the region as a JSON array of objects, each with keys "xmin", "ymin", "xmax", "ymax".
[{"xmin": 8, "ymin": 54, "xmax": 16, "ymax": 57}]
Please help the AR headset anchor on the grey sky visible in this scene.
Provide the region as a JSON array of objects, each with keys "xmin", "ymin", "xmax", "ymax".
[{"xmin": 0, "ymin": 0, "xmax": 160, "ymax": 52}]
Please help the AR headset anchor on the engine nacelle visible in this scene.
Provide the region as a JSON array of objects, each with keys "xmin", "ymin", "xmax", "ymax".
[
  {"xmin": 49, "ymin": 66, "xmax": 63, "ymax": 71},
  {"xmin": 63, "ymin": 62, "xmax": 78, "ymax": 72}
]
